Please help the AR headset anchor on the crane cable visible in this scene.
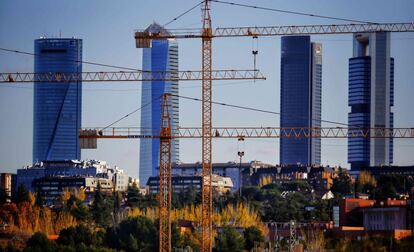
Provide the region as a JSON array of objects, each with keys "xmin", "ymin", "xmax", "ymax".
[
  {"xmin": 164, "ymin": 1, "xmax": 204, "ymax": 27},
  {"xmin": 99, "ymin": 95, "xmax": 162, "ymax": 133},
  {"xmin": 174, "ymin": 94, "xmax": 350, "ymax": 126},
  {"xmin": 211, "ymin": 0, "xmax": 376, "ymax": 24},
  {"xmin": 0, "ymin": 47, "xmax": 140, "ymax": 71}
]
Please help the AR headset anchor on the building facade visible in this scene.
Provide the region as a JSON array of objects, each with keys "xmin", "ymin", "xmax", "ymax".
[
  {"xmin": 147, "ymin": 174, "xmax": 233, "ymax": 195},
  {"xmin": 16, "ymin": 160, "xmax": 126, "ymax": 192},
  {"xmin": 33, "ymin": 176, "xmax": 114, "ymax": 206},
  {"xmin": 156, "ymin": 161, "xmax": 272, "ymax": 192},
  {"xmin": 33, "ymin": 38, "xmax": 82, "ymax": 162},
  {"xmin": 348, "ymin": 32, "xmax": 394, "ymax": 170},
  {"xmin": 0, "ymin": 173, "xmax": 16, "ymax": 198},
  {"xmin": 139, "ymin": 23, "xmax": 179, "ymax": 185},
  {"xmin": 247, "ymin": 165, "xmax": 336, "ymax": 192},
  {"xmin": 280, "ymin": 36, "xmax": 322, "ymax": 166}
]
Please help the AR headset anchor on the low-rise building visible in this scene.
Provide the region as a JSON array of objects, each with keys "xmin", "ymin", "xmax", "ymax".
[
  {"xmin": 0, "ymin": 173, "xmax": 16, "ymax": 199},
  {"xmin": 33, "ymin": 176, "xmax": 114, "ymax": 205},
  {"xmin": 16, "ymin": 160, "xmax": 127, "ymax": 192},
  {"xmin": 156, "ymin": 161, "xmax": 272, "ymax": 192},
  {"xmin": 248, "ymin": 165, "xmax": 336, "ymax": 192},
  {"xmin": 350, "ymin": 165, "xmax": 414, "ymax": 177},
  {"xmin": 339, "ymin": 198, "xmax": 413, "ymax": 231},
  {"xmin": 361, "ymin": 200, "xmax": 408, "ymax": 231},
  {"xmin": 147, "ymin": 174, "xmax": 233, "ymax": 194}
]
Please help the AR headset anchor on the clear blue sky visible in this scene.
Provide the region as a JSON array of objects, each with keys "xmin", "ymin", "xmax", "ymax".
[{"xmin": 1, "ymin": 0, "xmax": 414, "ymax": 179}]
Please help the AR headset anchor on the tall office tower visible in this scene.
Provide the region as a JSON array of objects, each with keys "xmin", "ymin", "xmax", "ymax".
[
  {"xmin": 280, "ymin": 36, "xmax": 322, "ymax": 166},
  {"xmin": 33, "ymin": 38, "xmax": 82, "ymax": 162},
  {"xmin": 139, "ymin": 23, "xmax": 179, "ymax": 185},
  {"xmin": 348, "ymin": 32, "xmax": 394, "ymax": 170}
]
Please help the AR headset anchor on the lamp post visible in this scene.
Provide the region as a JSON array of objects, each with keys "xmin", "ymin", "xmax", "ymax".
[{"xmin": 238, "ymin": 136, "xmax": 245, "ymax": 197}]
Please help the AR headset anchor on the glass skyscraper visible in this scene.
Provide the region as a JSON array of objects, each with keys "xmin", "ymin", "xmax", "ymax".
[
  {"xmin": 139, "ymin": 23, "xmax": 179, "ymax": 185},
  {"xmin": 33, "ymin": 38, "xmax": 82, "ymax": 162},
  {"xmin": 280, "ymin": 36, "xmax": 322, "ymax": 166},
  {"xmin": 348, "ymin": 32, "xmax": 394, "ymax": 170}
]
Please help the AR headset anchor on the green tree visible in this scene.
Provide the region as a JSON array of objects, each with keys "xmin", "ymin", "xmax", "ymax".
[
  {"xmin": 331, "ymin": 168, "xmax": 352, "ymax": 196},
  {"xmin": 70, "ymin": 202, "xmax": 90, "ymax": 222},
  {"xmin": 91, "ymin": 183, "xmax": 112, "ymax": 227},
  {"xmin": 106, "ymin": 216, "xmax": 157, "ymax": 252},
  {"xmin": 244, "ymin": 226, "xmax": 264, "ymax": 251},
  {"xmin": 263, "ymin": 191, "xmax": 306, "ymax": 222},
  {"xmin": 24, "ymin": 232, "xmax": 56, "ymax": 252},
  {"xmin": 214, "ymin": 226, "xmax": 244, "ymax": 252},
  {"xmin": 126, "ymin": 182, "xmax": 140, "ymax": 207},
  {"xmin": 57, "ymin": 225, "xmax": 95, "ymax": 248},
  {"xmin": 13, "ymin": 184, "xmax": 30, "ymax": 204}
]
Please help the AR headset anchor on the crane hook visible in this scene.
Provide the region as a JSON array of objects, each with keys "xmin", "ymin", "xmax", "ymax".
[{"xmin": 252, "ymin": 36, "xmax": 258, "ymax": 83}]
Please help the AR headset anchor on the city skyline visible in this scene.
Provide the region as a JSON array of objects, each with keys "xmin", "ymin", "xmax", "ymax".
[
  {"xmin": 279, "ymin": 36, "xmax": 322, "ymax": 166},
  {"xmin": 33, "ymin": 38, "xmax": 82, "ymax": 162},
  {"xmin": 348, "ymin": 32, "xmax": 394, "ymax": 170},
  {"xmin": 139, "ymin": 23, "xmax": 180, "ymax": 185},
  {"xmin": 1, "ymin": 0, "xmax": 414, "ymax": 178}
]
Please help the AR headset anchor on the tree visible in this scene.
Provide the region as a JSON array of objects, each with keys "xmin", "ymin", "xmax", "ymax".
[
  {"xmin": 70, "ymin": 202, "xmax": 90, "ymax": 222},
  {"xmin": 91, "ymin": 183, "xmax": 112, "ymax": 227},
  {"xmin": 24, "ymin": 232, "xmax": 56, "ymax": 252},
  {"xmin": 106, "ymin": 216, "xmax": 157, "ymax": 252},
  {"xmin": 57, "ymin": 225, "xmax": 95, "ymax": 248},
  {"xmin": 0, "ymin": 188, "xmax": 8, "ymax": 207},
  {"xmin": 214, "ymin": 226, "xmax": 244, "ymax": 252},
  {"xmin": 331, "ymin": 168, "xmax": 352, "ymax": 196},
  {"xmin": 13, "ymin": 184, "xmax": 30, "ymax": 204},
  {"xmin": 356, "ymin": 171, "xmax": 377, "ymax": 195},
  {"xmin": 263, "ymin": 191, "xmax": 306, "ymax": 222},
  {"xmin": 34, "ymin": 190, "xmax": 44, "ymax": 207},
  {"xmin": 126, "ymin": 183, "xmax": 140, "ymax": 207},
  {"xmin": 244, "ymin": 226, "xmax": 264, "ymax": 251}
]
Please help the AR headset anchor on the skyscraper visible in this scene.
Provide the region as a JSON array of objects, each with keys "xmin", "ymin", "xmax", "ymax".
[
  {"xmin": 33, "ymin": 38, "xmax": 82, "ymax": 162},
  {"xmin": 348, "ymin": 32, "xmax": 394, "ymax": 170},
  {"xmin": 139, "ymin": 23, "xmax": 179, "ymax": 185},
  {"xmin": 280, "ymin": 36, "xmax": 322, "ymax": 166}
]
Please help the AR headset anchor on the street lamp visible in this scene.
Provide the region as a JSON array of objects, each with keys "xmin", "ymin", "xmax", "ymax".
[{"xmin": 238, "ymin": 136, "xmax": 245, "ymax": 197}]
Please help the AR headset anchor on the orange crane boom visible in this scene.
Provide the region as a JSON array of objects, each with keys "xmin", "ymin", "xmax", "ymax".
[
  {"xmin": 134, "ymin": 22, "xmax": 414, "ymax": 40},
  {"xmin": 80, "ymin": 126, "xmax": 414, "ymax": 140}
]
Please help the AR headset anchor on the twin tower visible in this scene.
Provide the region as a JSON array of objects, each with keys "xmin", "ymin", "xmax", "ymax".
[
  {"xmin": 31, "ymin": 26, "xmax": 393, "ymax": 185},
  {"xmin": 280, "ymin": 33, "xmax": 393, "ymax": 170}
]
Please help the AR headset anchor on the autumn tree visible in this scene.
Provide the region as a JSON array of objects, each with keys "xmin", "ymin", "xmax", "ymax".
[
  {"xmin": 14, "ymin": 184, "xmax": 30, "ymax": 204},
  {"xmin": 356, "ymin": 171, "xmax": 377, "ymax": 195},
  {"xmin": 0, "ymin": 188, "xmax": 8, "ymax": 207}
]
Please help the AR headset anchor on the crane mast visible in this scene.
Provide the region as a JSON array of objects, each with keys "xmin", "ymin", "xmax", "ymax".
[
  {"xmin": 201, "ymin": 1, "xmax": 213, "ymax": 251},
  {"xmin": 159, "ymin": 94, "xmax": 172, "ymax": 252}
]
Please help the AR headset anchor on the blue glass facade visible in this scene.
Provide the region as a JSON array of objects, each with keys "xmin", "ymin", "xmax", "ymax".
[
  {"xmin": 348, "ymin": 32, "xmax": 394, "ymax": 170},
  {"xmin": 33, "ymin": 38, "xmax": 82, "ymax": 162},
  {"xmin": 139, "ymin": 24, "xmax": 179, "ymax": 185},
  {"xmin": 280, "ymin": 36, "xmax": 322, "ymax": 166}
]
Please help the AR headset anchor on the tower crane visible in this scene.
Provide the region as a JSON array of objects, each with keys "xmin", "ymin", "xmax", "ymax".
[{"xmin": 133, "ymin": 0, "xmax": 414, "ymax": 250}]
